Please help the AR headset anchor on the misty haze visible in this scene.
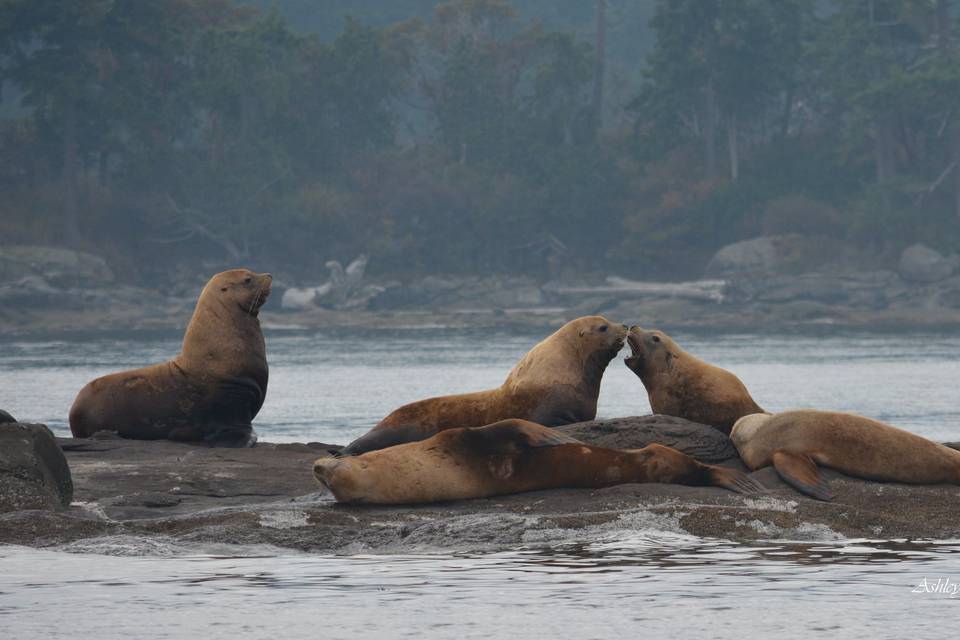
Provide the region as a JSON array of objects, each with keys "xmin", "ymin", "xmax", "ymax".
[{"xmin": 2, "ymin": 2, "xmax": 960, "ymax": 639}]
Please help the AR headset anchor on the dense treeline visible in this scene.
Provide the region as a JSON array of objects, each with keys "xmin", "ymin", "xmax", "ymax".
[{"xmin": 1, "ymin": 0, "xmax": 958, "ymax": 282}]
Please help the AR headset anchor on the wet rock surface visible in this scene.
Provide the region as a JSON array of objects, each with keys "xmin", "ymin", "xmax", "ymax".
[
  {"xmin": 1, "ymin": 419, "xmax": 958, "ymax": 553},
  {"xmin": 556, "ymin": 415, "xmax": 737, "ymax": 462},
  {"xmin": 0, "ymin": 422, "xmax": 74, "ymax": 513}
]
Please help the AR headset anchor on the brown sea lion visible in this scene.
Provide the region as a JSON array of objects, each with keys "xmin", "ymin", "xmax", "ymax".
[
  {"xmin": 315, "ymin": 419, "xmax": 763, "ymax": 504},
  {"xmin": 339, "ymin": 316, "xmax": 629, "ymax": 456},
  {"xmin": 68, "ymin": 269, "xmax": 272, "ymax": 446},
  {"xmin": 624, "ymin": 326, "xmax": 763, "ymax": 434},
  {"xmin": 731, "ymin": 410, "xmax": 960, "ymax": 501}
]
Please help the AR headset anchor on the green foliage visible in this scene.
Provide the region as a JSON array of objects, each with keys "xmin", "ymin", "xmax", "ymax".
[{"xmin": 2, "ymin": 0, "xmax": 960, "ymax": 281}]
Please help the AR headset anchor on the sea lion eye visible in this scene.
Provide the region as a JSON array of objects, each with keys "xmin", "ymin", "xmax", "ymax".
[
  {"xmin": 220, "ymin": 287, "xmax": 228, "ymax": 292},
  {"xmin": 598, "ymin": 325, "xmax": 608, "ymax": 333},
  {"xmin": 652, "ymin": 335, "xmax": 661, "ymax": 343},
  {"xmin": 244, "ymin": 277, "xmax": 252, "ymax": 284}
]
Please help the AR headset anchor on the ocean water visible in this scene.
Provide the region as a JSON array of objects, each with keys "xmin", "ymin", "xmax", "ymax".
[{"xmin": 1, "ymin": 327, "xmax": 959, "ymax": 638}]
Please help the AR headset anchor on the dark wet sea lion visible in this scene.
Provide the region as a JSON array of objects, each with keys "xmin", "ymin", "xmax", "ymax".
[
  {"xmin": 340, "ymin": 316, "xmax": 628, "ymax": 456},
  {"xmin": 0, "ymin": 409, "xmax": 16, "ymax": 424},
  {"xmin": 315, "ymin": 419, "xmax": 763, "ymax": 504},
  {"xmin": 624, "ymin": 326, "xmax": 763, "ymax": 434},
  {"xmin": 732, "ymin": 410, "xmax": 960, "ymax": 501},
  {"xmin": 68, "ymin": 269, "xmax": 272, "ymax": 446}
]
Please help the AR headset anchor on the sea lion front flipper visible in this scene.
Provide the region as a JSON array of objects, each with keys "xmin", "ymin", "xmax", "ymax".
[
  {"xmin": 461, "ymin": 419, "xmax": 583, "ymax": 455},
  {"xmin": 771, "ymin": 450, "xmax": 834, "ymax": 501}
]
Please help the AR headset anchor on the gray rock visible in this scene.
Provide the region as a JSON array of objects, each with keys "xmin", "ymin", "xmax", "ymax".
[
  {"xmin": 558, "ymin": 415, "xmax": 737, "ymax": 462},
  {"xmin": 2, "ymin": 433, "xmax": 960, "ymax": 552},
  {"xmin": 0, "ymin": 423, "xmax": 74, "ymax": 512},
  {"xmin": 0, "ymin": 410, "xmax": 16, "ymax": 424},
  {"xmin": 899, "ymin": 244, "xmax": 957, "ymax": 283},
  {"xmin": 705, "ymin": 237, "xmax": 778, "ymax": 277},
  {"xmin": 0, "ymin": 245, "xmax": 114, "ymax": 288}
]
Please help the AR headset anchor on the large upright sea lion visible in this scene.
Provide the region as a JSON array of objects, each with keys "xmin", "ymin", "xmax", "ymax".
[
  {"xmin": 731, "ymin": 410, "xmax": 960, "ymax": 501},
  {"xmin": 315, "ymin": 419, "xmax": 763, "ymax": 504},
  {"xmin": 624, "ymin": 326, "xmax": 763, "ymax": 433},
  {"xmin": 340, "ymin": 316, "xmax": 628, "ymax": 456},
  {"xmin": 69, "ymin": 269, "xmax": 272, "ymax": 446}
]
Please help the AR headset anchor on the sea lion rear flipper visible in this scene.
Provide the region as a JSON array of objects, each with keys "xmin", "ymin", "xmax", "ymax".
[
  {"xmin": 771, "ymin": 450, "xmax": 834, "ymax": 501},
  {"xmin": 705, "ymin": 466, "xmax": 766, "ymax": 495}
]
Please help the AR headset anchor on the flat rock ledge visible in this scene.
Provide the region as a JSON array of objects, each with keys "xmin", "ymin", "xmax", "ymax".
[{"xmin": 1, "ymin": 416, "xmax": 958, "ymax": 554}]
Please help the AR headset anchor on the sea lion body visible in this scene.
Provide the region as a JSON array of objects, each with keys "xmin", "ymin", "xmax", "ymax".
[
  {"xmin": 315, "ymin": 419, "xmax": 762, "ymax": 504},
  {"xmin": 68, "ymin": 269, "xmax": 272, "ymax": 446},
  {"xmin": 341, "ymin": 316, "xmax": 628, "ymax": 455},
  {"xmin": 624, "ymin": 326, "xmax": 763, "ymax": 433},
  {"xmin": 731, "ymin": 410, "xmax": 960, "ymax": 500}
]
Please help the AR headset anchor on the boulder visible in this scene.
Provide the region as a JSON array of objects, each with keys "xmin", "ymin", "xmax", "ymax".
[
  {"xmin": 0, "ymin": 422, "xmax": 74, "ymax": 512},
  {"xmin": 558, "ymin": 415, "xmax": 738, "ymax": 462},
  {"xmin": 706, "ymin": 234, "xmax": 876, "ymax": 280},
  {"xmin": 705, "ymin": 237, "xmax": 778, "ymax": 278},
  {"xmin": 0, "ymin": 245, "xmax": 114, "ymax": 288},
  {"xmin": 898, "ymin": 244, "xmax": 958, "ymax": 284},
  {"xmin": 0, "ymin": 409, "xmax": 15, "ymax": 424}
]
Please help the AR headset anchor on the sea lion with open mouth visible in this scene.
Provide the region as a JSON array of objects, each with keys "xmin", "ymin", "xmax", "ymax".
[{"xmin": 624, "ymin": 326, "xmax": 763, "ymax": 434}]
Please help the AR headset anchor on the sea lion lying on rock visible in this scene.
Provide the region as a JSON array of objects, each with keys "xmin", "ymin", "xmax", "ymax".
[
  {"xmin": 732, "ymin": 410, "xmax": 960, "ymax": 501},
  {"xmin": 624, "ymin": 326, "xmax": 763, "ymax": 433},
  {"xmin": 69, "ymin": 269, "xmax": 271, "ymax": 446},
  {"xmin": 315, "ymin": 419, "xmax": 764, "ymax": 504},
  {"xmin": 340, "ymin": 316, "xmax": 628, "ymax": 456}
]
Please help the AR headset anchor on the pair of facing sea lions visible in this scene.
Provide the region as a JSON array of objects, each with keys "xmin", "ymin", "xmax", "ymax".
[
  {"xmin": 319, "ymin": 316, "xmax": 767, "ymax": 503},
  {"xmin": 67, "ymin": 270, "xmax": 960, "ymax": 505}
]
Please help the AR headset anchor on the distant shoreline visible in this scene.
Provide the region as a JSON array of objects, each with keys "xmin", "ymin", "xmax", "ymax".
[{"xmin": 4, "ymin": 302, "xmax": 960, "ymax": 339}]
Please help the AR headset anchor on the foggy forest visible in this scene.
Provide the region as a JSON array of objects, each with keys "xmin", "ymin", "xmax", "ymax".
[{"xmin": 2, "ymin": 0, "xmax": 959, "ymax": 283}]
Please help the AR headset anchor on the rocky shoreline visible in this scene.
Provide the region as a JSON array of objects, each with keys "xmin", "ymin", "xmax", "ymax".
[
  {"xmin": 2, "ymin": 416, "xmax": 959, "ymax": 555},
  {"xmin": 5, "ymin": 238, "xmax": 960, "ymax": 336}
]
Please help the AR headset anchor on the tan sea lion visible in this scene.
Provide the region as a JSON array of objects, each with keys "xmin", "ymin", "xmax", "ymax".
[
  {"xmin": 68, "ymin": 269, "xmax": 272, "ymax": 446},
  {"xmin": 624, "ymin": 326, "xmax": 763, "ymax": 433},
  {"xmin": 731, "ymin": 410, "xmax": 960, "ymax": 501},
  {"xmin": 339, "ymin": 316, "xmax": 629, "ymax": 456},
  {"xmin": 315, "ymin": 419, "xmax": 763, "ymax": 504}
]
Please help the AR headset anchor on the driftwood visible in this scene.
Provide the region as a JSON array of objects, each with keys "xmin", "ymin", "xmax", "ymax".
[{"xmin": 545, "ymin": 276, "xmax": 728, "ymax": 303}]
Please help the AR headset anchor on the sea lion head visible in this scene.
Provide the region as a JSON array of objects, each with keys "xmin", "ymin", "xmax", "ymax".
[
  {"xmin": 313, "ymin": 456, "xmax": 370, "ymax": 503},
  {"xmin": 624, "ymin": 325, "xmax": 679, "ymax": 377},
  {"xmin": 205, "ymin": 269, "xmax": 273, "ymax": 316},
  {"xmin": 566, "ymin": 315, "xmax": 629, "ymax": 361}
]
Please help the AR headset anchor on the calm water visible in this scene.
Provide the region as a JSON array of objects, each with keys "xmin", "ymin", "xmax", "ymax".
[{"xmin": 1, "ymin": 327, "xmax": 959, "ymax": 638}]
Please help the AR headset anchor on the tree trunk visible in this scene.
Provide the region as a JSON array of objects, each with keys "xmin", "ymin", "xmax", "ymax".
[
  {"xmin": 727, "ymin": 115, "xmax": 739, "ymax": 181},
  {"xmin": 704, "ymin": 78, "xmax": 717, "ymax": 180},
  {"xmin": 591, "ymin": 0, "xmax": 606, "ymax": 133},
  {"xmin": 779, "ymin": 85, "xmax": 794, "ymax": 140},
  {"xmin": 62, "ymin": 97, "xmax": 80, "ymax": 243},
  {"xmin": 953, "ymin": 130, "xmax": 960, "ymax": 220},
  {"xmin": 874, "ymin": 115, "xmax": 895, "ymax": 182}
]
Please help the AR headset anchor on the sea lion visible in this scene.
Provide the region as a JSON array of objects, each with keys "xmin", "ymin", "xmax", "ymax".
[
  {"xmin": 731, "ymin": 410, "xmax": 960, "ymax": 501},
  {"xmin": 68, "ymin": 269, "xmax": 272, "ymax": 446},
  {"xmin": 315, "ymin": 419, "xmax": 763, "ymax": 504},
  {"xmin": 340, "ymin": 316, "xmax": 629, "ymax": 456},
  {"xmin": 0, "ymin": 410, "xmax": 16, "ymax": 424},
  {"xmin": 624, "ymin": 326, "xmax": 763, "ymax": 433}
]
